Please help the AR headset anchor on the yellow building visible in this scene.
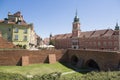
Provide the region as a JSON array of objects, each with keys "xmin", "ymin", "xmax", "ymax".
[{"xmin": 0, "ymin": 11, "xmax": 38, "ymax": 49}]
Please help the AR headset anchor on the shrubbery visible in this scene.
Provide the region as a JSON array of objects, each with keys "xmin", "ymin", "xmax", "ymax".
[
  {"xmin": 0, "ymin": 71, "xmax": 120, "ymax": 80},
  {"xmin": 0, "ymin": 72, "xmax": 27, "ymax": 80},
  {"xmin": 61, "ymin": 71, "xmax": 120, "ymax": 80},
  {"xmin": 0, "ymin": 72, "xmax": 61, "ymax": 80},
  {"xmin": 32, "ymin": 72, "xmax": 61, "ymax": 80}
]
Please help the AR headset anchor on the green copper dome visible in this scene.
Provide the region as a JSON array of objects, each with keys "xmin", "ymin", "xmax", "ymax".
[{"xmin": 74, "ymin": 10, "xmax": 79, "ymax": 22}]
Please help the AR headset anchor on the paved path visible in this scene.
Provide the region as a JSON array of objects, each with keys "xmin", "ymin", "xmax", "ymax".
[
  {"xmin": 61, "ymin": 69, "xmax": 93, "ymax": 75},
  {"xmin": 61, "ymin": 71, "xmax": 76, "ymax": 75}
]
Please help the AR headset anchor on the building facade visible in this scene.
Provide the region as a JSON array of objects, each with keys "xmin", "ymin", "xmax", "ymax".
[
  {"xmin": 0, "ymin": 11, "xmax": 39, "ymax": 49},
  {"xmin": 50, "ymin": 11, "xmax": 120, "ymax": 51}
]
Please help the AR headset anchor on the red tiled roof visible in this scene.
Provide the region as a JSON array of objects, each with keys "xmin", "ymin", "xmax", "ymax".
[
  {"xmin": 90, "ymin": 29, "xmax": 107, "ymax": 37},
  {"xmin": 52, "ymin": 29, "xmax": 116, "ymax": 39},
  {"xmin": 52, "ymin": 33, "xmax": 72, "ymax": 39},
  {"xmin": 80, "ymin": 31, "xmax": 94, "ymax": 38},
  {"xmin": 80, "ymin": 29, "xmax": 114, "ymax": 38},
  {"xmin": 103, "ymin": 29, "xmax": 114, "ymax": 37},
  {"xmin": 8, "ymin": 22, "xmax": 15, "ymax": 24},
  {"xmin": 14, "ymin": 11, "xmax": 21, "ymax": 16}
]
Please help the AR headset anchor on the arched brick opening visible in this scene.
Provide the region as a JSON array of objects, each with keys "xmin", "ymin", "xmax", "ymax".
[
  {"xmin": 71, "ymin": 55, "xmax": 79, "ymax": 66},
  {"xmin": 85, "ymin": 59, "xmax": 100, "ymax": 70},
  {"xmin": 118, "ymin": 61, "xmax": 120, "ymax": 70}
]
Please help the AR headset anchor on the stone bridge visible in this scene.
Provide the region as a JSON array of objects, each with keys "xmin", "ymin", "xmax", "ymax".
[
  {"xmin": 0, "ymin": 49, "xmax": 120, "ymax": 71},
  {"xmin": 66, "ymin": 49, "xmax": 120, "ymax": 71}
]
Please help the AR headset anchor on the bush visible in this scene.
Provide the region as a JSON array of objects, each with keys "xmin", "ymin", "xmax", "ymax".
[
  {"xmin": 32, "ymin": 72, "xmax": 61, "ymax": 80},
  {"xmin": 1, "ymin": 71, "xmax": 120, "ymax": 80},
  {"xmin": 0, "ymin": 72, "xmax": 27, "ymax": 80},
  {"xmin": 61, "ymin": 71, "xmax": 120, "ymax": 80},
  {"xmin": 23, "ymin": 45, "xmax": 27, "ymax": 49}
]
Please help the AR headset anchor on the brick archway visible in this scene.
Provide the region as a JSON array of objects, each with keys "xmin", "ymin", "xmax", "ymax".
[
  {"xmin": 85, "ymin": 59, "xmax": 100, "ymax": 70},
  {"xmin": 71, "ymin": 55, "xmax": 79, "ymax": 66},
  {"xmin": 118, "ymin": 61, "xmax": 120, "ymax": 70}
]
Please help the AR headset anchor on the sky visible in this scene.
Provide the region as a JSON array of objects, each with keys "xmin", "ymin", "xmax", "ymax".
[{"xmin": 0, "ymin": 0, "xmax": 120, "ymax": 38}]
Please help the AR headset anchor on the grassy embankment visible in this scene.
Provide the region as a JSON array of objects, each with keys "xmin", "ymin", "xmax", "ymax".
[{"xmin": 0, "ymin": 62, "xmax": 82, "ymax": 76}]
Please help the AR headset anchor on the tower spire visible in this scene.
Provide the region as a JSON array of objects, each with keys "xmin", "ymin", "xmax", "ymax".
[
  {"xmin": 75, "ymin": 9, "xmax": 78, "ymax": 17},
  {"xmin": 116, "ymin": 22, "xmax": 118, "ymax": 26},
  {"xmin": 115, "ymin": 21, "xmax": 119, "ymax": 30},
  {"xmin": 74, "ymin": 9, "xmax": 79, "ymax": 22}
]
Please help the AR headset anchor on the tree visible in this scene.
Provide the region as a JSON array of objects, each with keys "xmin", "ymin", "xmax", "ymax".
[{"xmin": 49, "ymin": 40, "xmax": 55, "ymax": 45}]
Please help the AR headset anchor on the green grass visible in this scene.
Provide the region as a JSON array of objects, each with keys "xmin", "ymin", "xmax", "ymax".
[{"xmin": 0, "ymin": 62, "xmax": 74, "ymax": 76}]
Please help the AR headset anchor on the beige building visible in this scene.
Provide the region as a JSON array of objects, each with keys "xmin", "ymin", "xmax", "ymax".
[{"xmin": 0, "ymin": 11, "xmax": 40, "ymax": 49}]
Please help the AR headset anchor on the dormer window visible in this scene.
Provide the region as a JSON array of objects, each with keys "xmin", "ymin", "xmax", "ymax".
[{"xmin": 18, "ymin": 21, "xmax": 21, "ymax": 25}]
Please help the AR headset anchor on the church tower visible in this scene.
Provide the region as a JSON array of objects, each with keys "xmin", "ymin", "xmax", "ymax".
[
  {"xmin": 72, "ymin": 10, "xmax": 81, "ymax": 49},
  {"xmin": 72, "ymin": 10, "xmax": 81, "ymax": 38}
]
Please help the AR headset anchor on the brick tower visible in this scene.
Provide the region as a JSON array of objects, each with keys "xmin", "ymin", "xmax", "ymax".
[{"xmin": 72, "ymin": 10, "xmax": 81, "ymax": 49}]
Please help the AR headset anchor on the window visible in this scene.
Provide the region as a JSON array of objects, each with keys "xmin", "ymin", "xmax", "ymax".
[
  {"xmin": 108, "ymin": 42, "xmax": 112, "ymax": 46},
  {"xmin": 72, "ymin": 42, "xmax": 78, "ymax": 45},
  {"xmin": 24, "ymin": 29, "xmax": 27, "ymax": 34},
  {"xmin": 14, "ymin": 28, "xmax": 18, "ymax": 33},
  {"xmin": 98, "ymin": 42, "xmax": 101, "ymax": 46},
  {"xmin": 103, "ymin": 42, "xmax": 106, "ymax": 46},
  {"xmin": 94, "ymin": 42, "xmax": 96, "ymax": 46},
  {"xmin": 8, "ymin": 28, "xmax": 11, "ymax": 31},
  {"xmin": 14, "ymin": 35, "xmax": 18, "ymax": 40},
  {"xmin": 23, "ymin": 36, "xmax": 27, "ymax": 41},
  {"xmin": 114, "ymin": 41, "xmax": 118, "ymax": 46},
  {"xmin": 18, "ymin": 21, "xmax": 21, "ymax": 25},
  {"xmin": 89, "ymin": 42, "xmax": 92, "ymax": 45}
]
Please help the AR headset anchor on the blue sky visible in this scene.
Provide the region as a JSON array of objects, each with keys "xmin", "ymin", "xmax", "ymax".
[{"xmin": 0, "ymin": 0, "xmax": 120, "ymax": 38}]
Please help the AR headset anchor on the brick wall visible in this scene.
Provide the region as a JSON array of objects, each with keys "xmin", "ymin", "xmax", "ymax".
[
  {"xmin": 0, "ymin": 49, "xmax": 119, "ymax": 71},
  {"xmin": 0, "ymin": 34, "xmax": 14, "ymax": 48},
  {"xmin": 0, "ymin": 49, "xmax": 67, "ymax": 66}
]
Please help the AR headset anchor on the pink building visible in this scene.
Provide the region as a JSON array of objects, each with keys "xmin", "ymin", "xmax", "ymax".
[{"xmin": 50, "ymin": 11, "xmax": 120, "ymax": 50}]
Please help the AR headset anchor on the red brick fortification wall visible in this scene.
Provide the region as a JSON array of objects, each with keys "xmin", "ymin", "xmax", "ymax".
[
  {"xmin": 0, "ymin": 49, "xmax": 119, "ymax": 71},
  {"xmin": 0, "ymin": 49, "xmax": 67, "ymax": 66},
  {"xmin": 67, "ymin": 49, "xmax": 120, "ymax": 71}
]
